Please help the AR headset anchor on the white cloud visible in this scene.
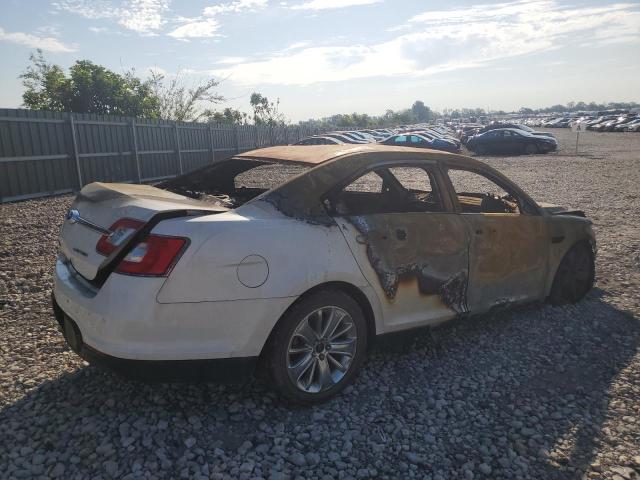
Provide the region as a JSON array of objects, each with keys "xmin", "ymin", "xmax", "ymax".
[
  {"xmin": 54, "ymin": 0, "xmax": 170, "ymax": 34},
  {"xmin": 0, "ymin": 27, "xmax": 77, "ymax": 52},
  {"xmin": 168, "ymin": 18, "xmax": 221, "ymax": 39},
  {"xmin": 203, "ymin": 0, "xmax": 268, "ymax": 16},
  {"xmin": 290, "ymin": 0, "xmax": 381, "ymax": 10},
  {"xmin": 214, "ymin": 56, "xmax": 249, "ymax": 65},
  {"xmin": 214, "ymin": 1, "xmax": 640, "ymax": 85}
]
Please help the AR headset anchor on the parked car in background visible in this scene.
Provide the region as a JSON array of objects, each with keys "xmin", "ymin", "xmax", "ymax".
[
  {"xmin": 478, "ymin": 123, "xmax": 555, "ymax": 139},
  {"xmin": 322, "ymin": 133, "xmax": 366, "ymax": 144},
  {"xmin": 53, "ymin": 145, "xmax": 595, "ymax": 403},
  {"xmin": 294, "ymin": 136, "xmax": 344, "ymax": 145},
  {"xmin": 466, "ymin": 128, "xmax": 557, "ymax": 155},
  {"xmin": 380, "ymin": 133, "xmax": 460, "ymax": 152}
]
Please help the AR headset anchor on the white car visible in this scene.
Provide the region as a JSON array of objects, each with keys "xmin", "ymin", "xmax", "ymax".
[{"xmin": 53, "ymin": 145, "xmax": 595, "ymax": 403}]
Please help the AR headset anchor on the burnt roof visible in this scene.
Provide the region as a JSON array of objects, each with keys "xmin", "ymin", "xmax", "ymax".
[{"xmin": 235, "ymin": 144, "xmax": 480, "ymax": 167}]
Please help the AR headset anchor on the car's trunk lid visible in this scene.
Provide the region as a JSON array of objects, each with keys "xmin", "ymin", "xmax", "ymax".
[{"xmin": 60, "ymin": 182, "xmax": 227, "ymax": 281}]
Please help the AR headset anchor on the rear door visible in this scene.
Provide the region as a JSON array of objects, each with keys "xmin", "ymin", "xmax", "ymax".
[
  {"xmin": 327, "ymin": 162, "xmax": 470, "ymax": 332},
  {"xmin": 444, "ymin": 167, "xmax": 549, "ymax": 312}
]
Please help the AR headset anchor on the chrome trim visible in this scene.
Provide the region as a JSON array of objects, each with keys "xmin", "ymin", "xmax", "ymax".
[{"xmin": 66, "ymin": 209, "xmax": 112, "ymax": 235}]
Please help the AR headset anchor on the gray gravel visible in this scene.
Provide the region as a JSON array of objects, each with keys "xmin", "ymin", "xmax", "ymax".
[{"xmin": 1, "ymin": 129, "xmax": 639, "ymax": 479}]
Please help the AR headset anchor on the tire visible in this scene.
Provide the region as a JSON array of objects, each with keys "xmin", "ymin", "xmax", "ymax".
[
  {"xmin": 525, "ymin": 143, "xmax": 538, "ymax": 154},
  {"xmin": 474, "ymin": 144, "xmax": 486, "ymax": 155},
  {"xmin": 548, "ymin": 242, "xmax": 595, "ymax": 305},
  {"xmin": 266, "ymin": 289, "xmax": 368, "ymax": 404}
]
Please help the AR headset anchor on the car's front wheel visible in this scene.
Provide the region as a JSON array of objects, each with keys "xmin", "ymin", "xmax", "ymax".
[
  {"xmin": 525, "ymin": 143, "xmax": 539, "ymax": 154},
  {"xmin": 266, "ymin": 289, "xmax": 368, "ymax": 404}
]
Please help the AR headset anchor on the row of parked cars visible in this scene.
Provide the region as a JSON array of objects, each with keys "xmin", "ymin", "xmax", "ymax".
[
  {"xmin": 294, "ymin": 125, "xmax": 463, "ymax": 153},
  {"xmin": 294, "ymin": 121, "xmax": 559, "ymax": 156},
  {"xmin": 513, "ymin": 112, "xmax": 640, "ymax": 132}
]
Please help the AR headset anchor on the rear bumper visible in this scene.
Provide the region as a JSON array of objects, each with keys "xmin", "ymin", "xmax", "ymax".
[
  {"xmin": 53, "ymin": 256, "xmax": 293, "ymax": 361},
  {"xmin": 52, "ymin": 294, "xmax": 257, "ymax": 382}
]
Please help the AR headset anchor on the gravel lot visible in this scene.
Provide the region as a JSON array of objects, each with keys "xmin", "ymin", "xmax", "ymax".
[{"xmin": 1, "ymin": 129, "xmax": 639, "ymax": 479}]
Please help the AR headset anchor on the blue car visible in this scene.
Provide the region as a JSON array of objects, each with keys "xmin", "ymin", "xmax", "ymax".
[{"xmin": 380, "ymin": 133, "xmax": 460, "ymax": 153}]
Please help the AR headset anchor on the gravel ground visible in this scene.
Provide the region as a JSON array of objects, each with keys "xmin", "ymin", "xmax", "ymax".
[{"xmin": 1, "ymin": 129, "xmax": 639, "ymax": 479}]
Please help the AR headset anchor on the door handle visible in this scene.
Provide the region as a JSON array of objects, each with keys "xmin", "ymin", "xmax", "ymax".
[
  {"xmin": 475, "ymin": 228, "xmax": 483, "ymax": 235},
  {"xmin": 396, "ymin": 229, "xmax": 407, "ymax": 241}
]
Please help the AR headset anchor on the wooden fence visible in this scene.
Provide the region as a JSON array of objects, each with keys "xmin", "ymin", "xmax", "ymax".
[{"xmin": 0, "ymin": 108, "xmax": 325, "ymax": 203}]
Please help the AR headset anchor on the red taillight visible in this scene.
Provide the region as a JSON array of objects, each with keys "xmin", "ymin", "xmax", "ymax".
[
  {"xmin": 96, "ymin": 218, "xmax": 145, "ymax": 256},
  {"xmin": 115, "ymin": 235, "xmax": 187, "ymax": 276}
]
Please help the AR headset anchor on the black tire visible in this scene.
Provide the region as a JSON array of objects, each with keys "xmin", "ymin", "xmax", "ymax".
[
  {"xmin": 474, "ymin": 144, "xmax": 487, "ymax": 155},
  {"xmin": 266, "ymin": 289, "xmax": 368, "ymax": 404},
  {"xmin": 525, "ymin": 143, "xmax": 538, "ymax": 154},
  {"xmin": 548, "ymin": 242, "xmax": 595, "ymax": 305}
]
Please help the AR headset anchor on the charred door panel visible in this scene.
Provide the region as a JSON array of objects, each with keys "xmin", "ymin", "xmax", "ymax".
[
  {"xmin": 336, "ymin": 213, "xmax": 469, "ymax": 332},
  {"xmin": 463, "ymin": 213, "xmax": 548, "ymax": 311}
]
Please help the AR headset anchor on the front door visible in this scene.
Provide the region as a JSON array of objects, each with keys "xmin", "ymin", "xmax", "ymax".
[
  {"xmin": 445, "ymin": 168, "xmax": 549, "ymax": 312},
  {"xmin": 328, "ymin": 164, "xmax": 470, "ymax": 332}
]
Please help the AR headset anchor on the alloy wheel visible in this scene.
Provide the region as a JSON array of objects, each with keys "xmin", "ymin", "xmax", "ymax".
[{"xmin": 286, "ymin": 306, "xmax": 357, "ymax": 393}]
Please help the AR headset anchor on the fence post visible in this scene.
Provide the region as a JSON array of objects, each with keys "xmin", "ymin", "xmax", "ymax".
[
  {"xmin": 69, "ymin": 115, "xmax": 83, "ymax": 189},
  {"xmin": 234, "ymin": 125, "xmax": 239, "ymax": 153},
  {"xmin": 208, "ymin": 124, "xmax": 216, "ymax": 164},
  {"xmin": 131, "ymin": 119, "xmax": 141, "ymax": 183},
  {"xmin": 174, "ymin": 124, "xmax": 183, "ymax": 174}
]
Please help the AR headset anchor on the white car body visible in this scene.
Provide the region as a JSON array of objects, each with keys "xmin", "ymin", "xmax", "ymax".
[{"xmin": 53, "ymin": 145, "xmax": 595, "ymax": 390}]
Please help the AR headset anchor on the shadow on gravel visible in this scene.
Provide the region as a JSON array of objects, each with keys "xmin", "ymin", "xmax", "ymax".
[{"xmin": 1, "ymin": 296, "xmax": 638, "ymax": 478}]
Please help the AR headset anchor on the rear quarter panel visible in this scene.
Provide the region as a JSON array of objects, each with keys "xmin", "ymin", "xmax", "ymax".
[{"xmin": 154, "ymin": 201, "xmax": 372, "ymax": 305}]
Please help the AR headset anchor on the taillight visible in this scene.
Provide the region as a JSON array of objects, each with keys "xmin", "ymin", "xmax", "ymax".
[
  {"xmin": 115, "ymin": 235, "xmax": 187, "ymax": 276},
  {"xmin": 96, "ymin": 218, "xmax": 145, "ymax": 256}
]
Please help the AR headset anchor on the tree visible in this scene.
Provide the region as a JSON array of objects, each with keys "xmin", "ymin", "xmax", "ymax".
[
  {"xmin": 20, "ymin": 51, "xmax": 225, "ymax": 121},
  {"xmin": 21, "ymin": 50, "xmax": 159, "ymax": 117},
  {"xmin": 411, "ymin": 100, "xmax": 432, "ymax": 122},
  {"xmin": 207, "ymin": 107, "xmax": 248, "ymax": 125},
  {"xmin": 250, "ymin": 92, "xmax": 286, "ymax": 126},
  {"xmin": 149, "ymin": 70, "xmax": 224, "ymax": 122}
]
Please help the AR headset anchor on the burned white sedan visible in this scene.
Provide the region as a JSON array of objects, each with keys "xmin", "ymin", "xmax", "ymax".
[{"xmin": 53, "ymin": 145, "xmax": 595, "ymax": 403}]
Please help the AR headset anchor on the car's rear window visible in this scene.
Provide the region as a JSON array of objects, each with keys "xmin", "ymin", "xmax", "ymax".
[{"xmin": 234, "ymin": 163, "xmax": 309, "ymax": 190}]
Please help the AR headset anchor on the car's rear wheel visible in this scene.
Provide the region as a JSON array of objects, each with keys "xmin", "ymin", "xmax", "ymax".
[
  {"xmin": 474, "ymin": 144, "xmax": 486, "ymax": 155},
  {"xmin": 525, "ymin": 143, "xmax": 538, "ymax": 154},
  {"xmin": 548, "ymin": 242, "xmax": 595, "ymax": 305},
  {"xmin": 266, "ymin": 289, "xmax": 368, "ymax": 404}
]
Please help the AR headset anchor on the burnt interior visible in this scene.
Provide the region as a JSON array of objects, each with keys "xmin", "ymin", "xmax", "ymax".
[{"xmin": 157, "ymin": 159, "xmax": 309, "ymax": 209}]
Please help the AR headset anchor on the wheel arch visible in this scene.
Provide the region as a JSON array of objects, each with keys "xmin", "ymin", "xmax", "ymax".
[
  {"xmin": 258, "ymin": 281, "xmax": 377, "ymax": 362},
  {"xmin": 547, "ymin": 237, "xmax": 596, "ymax": 300}
]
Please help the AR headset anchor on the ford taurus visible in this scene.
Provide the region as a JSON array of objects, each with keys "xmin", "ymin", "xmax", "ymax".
[{"xmin": 53, "ymin": 145, "xmax": 595, "ymax": 403}]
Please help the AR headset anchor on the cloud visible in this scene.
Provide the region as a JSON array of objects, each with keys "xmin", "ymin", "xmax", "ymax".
[
  {"xmin": 203, "ymin": 0, "xmax": 268, "ymax": 16},
  {"xmin": 290, "ymin": 0, "xmax": 381, "ymax": 10},
  {"xmin": 168, "ymin": 18, "xmax": 221, "ymax": 39},
  {"xmin": 213, "ymin": 1, "xmax": 640, "ymax": 85},
  {"xmin": 214, "ymin": 56, "xmax": 249, "ymax": 65},
  {"xmin": 54, "ymin": 0, "xmax": 170, "ymax": 34},
  {"xmin": 165, "ymin": 0, "xmax": 267, "ymax": 39},
  {"xmin": 0, "ymin": 27, "xmax": 77, "ymax": 52}
]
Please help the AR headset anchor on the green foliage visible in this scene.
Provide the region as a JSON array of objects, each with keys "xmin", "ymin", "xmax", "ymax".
[
  {"xmin": 206, "ymin": 107, "xmax": 248, "ymax": 125},
  {"xmin": 250, "ymin": 92, "xmax": 286, "ymax": 126},
  {"xmin": 149, "ymin": 70, "xmax": 223, "ymax": 122},
  {"xmin": 21, "ymin": 50, "xmax": 159, "ymax": 117},
  {"xmin": 411, "ymin": 100, "xmax": 432, "ymax": 122},
  {"xmin": 519, "ymin": 101, "xmax": 639, "ymax": 114},
  {"xmin": 298, "ymin": 100, "xmax": 437, "ymax": 128},
  {"xmin": 20, "ymin": 51, "xmax": 225, "ymax": 120}
]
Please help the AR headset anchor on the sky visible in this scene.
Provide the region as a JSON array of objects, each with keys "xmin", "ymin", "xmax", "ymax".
[{"xmin": 0, "ymin": 0, "xmax": 638, "ymax": 121}]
